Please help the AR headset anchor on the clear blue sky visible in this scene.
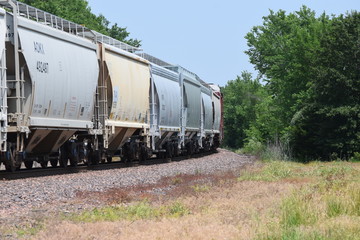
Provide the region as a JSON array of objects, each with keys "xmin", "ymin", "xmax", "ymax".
[{"xmin": 87, "ymin": 0, "xmax": 359, "ymax": 86}]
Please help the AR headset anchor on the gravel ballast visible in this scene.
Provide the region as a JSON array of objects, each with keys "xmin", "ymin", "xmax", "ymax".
[{"xmin": 0, "ymin": 149, "xmax": 254, "ymax": 220}]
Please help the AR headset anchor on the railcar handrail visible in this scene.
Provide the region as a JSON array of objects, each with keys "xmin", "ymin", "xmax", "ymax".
[
  {"xmin": 137, "ymin": 52, "xmax": 172, "ymax": 67},
  {"xmin": 0, "ymin": 0, "xmax": 140, "ymax": 53},
  {"xmin": 137, "ymin": 52, "xmax": 210, "ymax": 87}
]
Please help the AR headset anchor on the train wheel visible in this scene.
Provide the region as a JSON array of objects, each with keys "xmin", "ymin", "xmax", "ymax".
[
  {"xmin": 91, "ymin": 150, "xmax": 100, "ymax": 165},
  {"xmin": 40, "ymin": 156, "xmax": 49, "ymax": 168},
  {"xmin": 50, "ymin": 158, "xmax": 58, "ymax": 167},
  {"xmin": 84, "ymin": 154, "xmax": 91, "ymax": 166},
  {"xmin": 69, "ymin": 154, "xmax": 79, "ymax": 167},
  {"xmin": 186, "ymin": 141, "xmax": 193, "ymax": 158},
  {"xmin": 59, "ymin": 157, "xmax": 68, "ymax": 167},
  {"xmin": 25, "ymin": 160, "xmax": 33, "ymax": 169},
  {"xmin": 140, "ymin": 144, "xmax": 148, "ymax": 162},
  {"xmin": 4, "ymin": 147, "xmax": 21, "ymax": 172},
  {"xmin": 5, "ymin": 163, "xmax": 16, "ymax": 172},
  {"xmin": 173, "ymin": 142, "xmax": 179, "ymax": 157},
  {"xmin": 59, "ymin": 148, "xmax": 69, "ymax": 168},
  {"xmin": 107, "ymin": 156, "xmax": 112, "ymax": 163}
]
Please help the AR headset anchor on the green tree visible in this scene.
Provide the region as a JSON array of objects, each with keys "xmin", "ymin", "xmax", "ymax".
[
  {"xmin": 245, "ymin": 6, "xmax": 329, "ymax": 137},
  {"xmin": 19, "ymin": 0, "xmax": 141, "ymax": 47},
  {"xmin": 223, "ymin": 72, "xmax": 266, "ymax": 148},
  {"xmin": 292, "ymin": 11, "xmax": 360, "ymax": 159}
]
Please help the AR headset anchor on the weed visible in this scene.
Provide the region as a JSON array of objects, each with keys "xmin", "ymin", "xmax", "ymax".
[
  {"xmin": 243, "ymin": 138, "xmax": 264, "ymax": 155},
  {"xmin": 191, "ymin": 184, "xmax": 210, "ymax": 193},
  {"xmin": 280, "ymin": 192, "xmax": 317, "ymax": 228},
  {"xmin": 14, "ymin": 222, "xmax": 44, "ymax": 238},
  {"xmin": 69, "ymin": 200, "xmax": 190, "ymax": 223},
  {"xmin": 349, "ymin": 152, "xmax": 360, "ymax": 162},
  {"xmin": 171, "ymin": 177, "xmax": 183, "ymax": 185},
  {"xmin": 261, "ymin": 138, "xmax": 293, "ymax": 162},
  {"xmin": 312, "ymin": 163, "xmax": 352, "ymax": 179},
  {"xmin": 326, "ymin": 198, "xmax": 342, "ymax": 218},
  {"xmin": 238, "ymin": 161, "xmax": 299, "ymax": 181},
  {"xmin": 167, "ymin": 201, "xmax": 190, "ymax": 218}
]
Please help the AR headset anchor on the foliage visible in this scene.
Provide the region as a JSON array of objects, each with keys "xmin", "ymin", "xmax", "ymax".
[
  {"xmin": 225, "ymin": 6, "xmax": 360, "ymax": 160},
  {"xmin": 245, "ymin": 6, "xmax": 328, "ymax": 129},
  {"xmin": 291, "ymin": 12, "xmax": 360, "ymax": 159},
  {"xmin": 222, "ymin": 71, "xmax": 266, "ymax": 148},
  {"xmin": 18, "ymin": 0, "xmax": 141, "ymax": 47}
]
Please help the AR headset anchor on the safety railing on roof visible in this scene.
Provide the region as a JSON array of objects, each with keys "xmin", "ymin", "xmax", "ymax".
[
  {"xmin": 137, "ymin": 52, "xmax": 172, "ymax": 67},
  {"xmin": 0, "ymin": 0, "xmax": 140, "ymax": 53}
]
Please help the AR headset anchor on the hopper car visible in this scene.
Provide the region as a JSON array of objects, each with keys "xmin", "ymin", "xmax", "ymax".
[{"xmin": 0, "ymin": 0, "xmax": 223, "ymax": 172}]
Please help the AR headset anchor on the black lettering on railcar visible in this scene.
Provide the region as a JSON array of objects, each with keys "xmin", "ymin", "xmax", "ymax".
[
  {"xmin": 6, "ymin": 33, "xmax": 14, "ymax": 38},
  {"xmin": 36, "ymin": 61, "xmax": 49, "ymax": 73},
  {"xmin": 34, "ymin": 41, "xmax": 45, "ymax": 54}
]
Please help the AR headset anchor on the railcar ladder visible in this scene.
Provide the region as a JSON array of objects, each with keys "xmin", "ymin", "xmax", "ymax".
[
  {"xmin": 96, "ymin": 44, "xmax": 109, "ymax": 148},
  {"xmin": 2, "ymin": 0, "xmax": 28, "ymax": 154},
  {"xmin": 149, "ymin": 68, "xmax": 159, "ymax": 150},
  {"xmin": 0, "ymin": 42, "xmax": 7, "ymax": 152},
  {"xmin": 179, "ymin": 73, "xmax": 186, "ymax": 148}
]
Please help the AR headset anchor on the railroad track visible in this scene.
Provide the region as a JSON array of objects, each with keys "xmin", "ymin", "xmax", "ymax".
[{"xmin": 0, "ymin": 151, "xmax": 215, "ymax": 180}]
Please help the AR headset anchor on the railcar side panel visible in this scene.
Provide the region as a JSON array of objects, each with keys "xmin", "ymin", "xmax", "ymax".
[
  {"xmin": 105, "ymin": 49, "xmax": 150, "ymax": 125},
  {"xmin": 101, "ymin": 45, "xmax": 150, "ymax": 152},
  {"xmin": 201, "ymin": 91, "xmax": 213, "ymax": 131},
  {"xmin": 0, "ymin": 9, "xmax": 6, "ymax": 150},
  {"xmin": 212, "ymin": 92, "xmax": 221, "ymax": 132},
  {"xmin": 17, "ymin": 18, "xmax": 98, "ymax": 128},
  {"xmin": 183, "ymin": 80, "xmax": 201, "ymax": 130},
  {"xmin": 153, "ymin": 74, "xmax": 181, "ymax": 128},
  {"xmin": 0, "ymin": 9, "xmax": 5, "ymax": 60}
]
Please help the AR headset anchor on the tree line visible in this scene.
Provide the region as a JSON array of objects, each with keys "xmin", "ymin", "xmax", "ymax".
[{"xmin": 223, "ymin": 6, "xmax": 360, "ymax": 161}]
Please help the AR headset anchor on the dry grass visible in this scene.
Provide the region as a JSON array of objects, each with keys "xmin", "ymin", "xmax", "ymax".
[
  {"xmin": 32, "ymin": 180, "xmax": 292, "ymax": 240},
  {"xmin": 9, "ymin": 160, "xmax": 360, "ymax": 240}
]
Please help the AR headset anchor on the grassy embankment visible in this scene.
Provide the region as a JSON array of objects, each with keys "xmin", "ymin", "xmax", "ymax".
[{"xmin": 7, "ymin": 153, "xmax": 360, "ymax": 240}]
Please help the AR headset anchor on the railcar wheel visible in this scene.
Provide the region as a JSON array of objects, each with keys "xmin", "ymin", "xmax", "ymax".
[
  {"xmin": 91, "ymin": 150, "xmax": 100, "ymax": 165},
  {"xmin": 68, "ymin": 142, "xmax": 79, "ymax": 167},
  {"xmin": 4, "ymin": 147, "xmax": 22, "ymax": 172},
  {"xmin": 50, "ymin": 158, "xmax": 58, "ymax": 167},
  {"xmin": 173, "ymin": 142, "xmax": 179, "ymax": 157},
  {"xmin": 40, "ymin": 161, "xmax": 48, "ymax": 168},
  {"xmin": 140, "ymin": 145, "xmax": 148, "ymax": 162},
  {"xmin": 186, "ymin": 141, "xmax": 193, "ymax": 158},
  {"xmin": 59, "ymin": 148, "xmax": 69, "ymax": 168},
  {"xmin": 59, "ymin": 158, "xmax": 68, "ymax": 167},
  {"xmin": 80, "ymin": 147, "xmax": 90, "ymax": 166},
  {"xmin": 165, "ymin": 142, "xmax": 173, "ymax": 159},
  {"xmin": 40, "ymin": 156, "xmax": 49, "ymax": 168},
  {"xmin": 107, "ymin": 156, "xmax": 112, "ymax": 163},
  {"xmin": 84, "ymin": 155, "xmax": 91, "ymax": 166},
  {"xmin": 24, "ymin": 160, "xmax": 33, "ymax": 169},
  {"xmin": 5, "ymin": 163, "xmax": 16, "ymax": 172},
  {"xmin": 69, "ymin": 154, "xmax": 79, "ymax": 167}
]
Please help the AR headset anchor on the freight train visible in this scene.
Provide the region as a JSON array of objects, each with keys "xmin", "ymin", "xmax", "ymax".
[{"xmin": 0, "ymin": 0, "xmax": 223, "ymax": 172}]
